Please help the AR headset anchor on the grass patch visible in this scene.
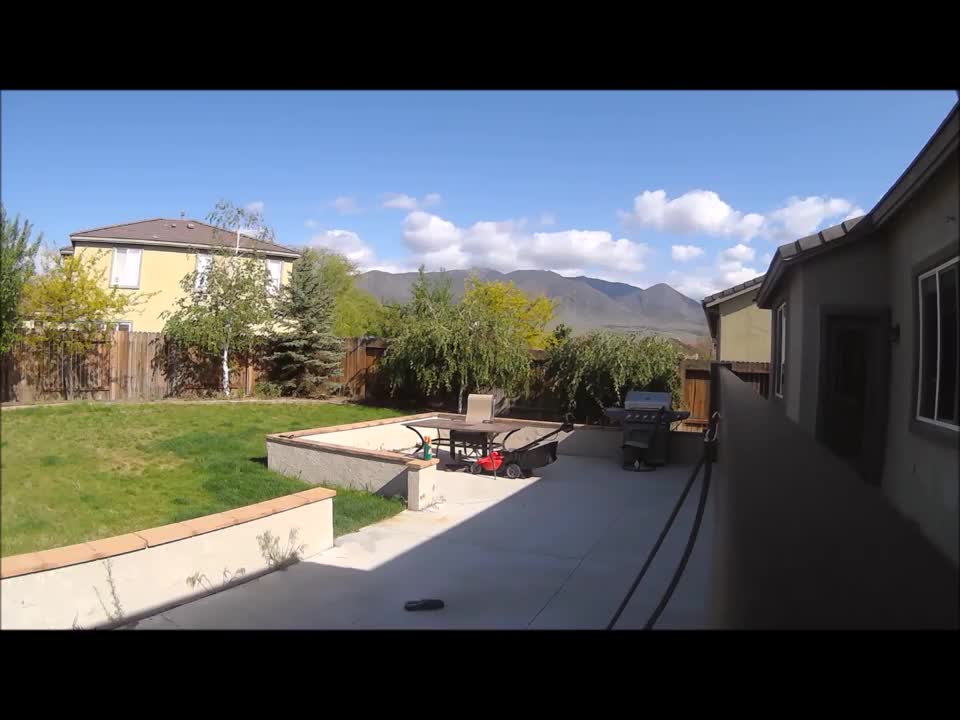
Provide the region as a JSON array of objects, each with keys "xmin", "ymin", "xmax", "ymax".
[
  {"xmin": 329, "ymin": 486, "xmax": 408, "ymax": 538},
  {"xmin": 1, "ymin": 401, "xmax": 408, "ymax": 556}
]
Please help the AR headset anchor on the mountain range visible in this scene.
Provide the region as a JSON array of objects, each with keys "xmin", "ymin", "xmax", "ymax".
[{"xmin": 355, "ymin": 269, "xmax": 709, "ymax": 343}]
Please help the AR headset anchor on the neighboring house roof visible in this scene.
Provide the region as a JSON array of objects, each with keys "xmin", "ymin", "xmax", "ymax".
[
  {"xmin": 757, "ymin": 101, "xmax": 959, "ymax": 309},
  {"xmin": 702, "ymin": 274, "xmax": 765, "ymax": 307},
  {"xmin": 701, "ymin": 274, "xmax": 766, "ymax": 341},
  {"xmin": 59, "ymin": 245, "xmax": 74, "ymax": 255},
  {"xmin": 68, "ymin": 218, "xmax": 302, "ymax": 259}
]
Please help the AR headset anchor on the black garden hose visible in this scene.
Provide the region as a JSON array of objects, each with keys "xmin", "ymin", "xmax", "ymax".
[
  {"xmin": 607, "ymin": 414, "xmax": 719, "ymax": 630},
  {"xmin": 605, "ymin": 452, "xmax": 704, "ymax": 630}
]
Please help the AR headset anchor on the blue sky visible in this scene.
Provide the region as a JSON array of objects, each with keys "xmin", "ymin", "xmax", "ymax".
[{"xmin": 2, "ymin": 90, "xmax": 956, "ymax": 298}]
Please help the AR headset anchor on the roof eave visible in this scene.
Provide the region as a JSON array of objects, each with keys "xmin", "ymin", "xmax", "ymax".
[
  {"xmin": 69, "ymin": 235, "xmax": 301, "ymax": 258},
  {"xmin": 757, "ymin": 217, "xmax": 872, "ymax": 307}
]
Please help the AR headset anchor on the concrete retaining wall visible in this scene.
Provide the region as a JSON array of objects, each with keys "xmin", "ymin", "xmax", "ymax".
[
  {"xmin": 0, "ymin": 489, "xmax": 335, "ymax": 630},
  {"xmin": 267, "ymin": 437, "xmax": 409, "ymax": 497},
  {"xmin": 267, "ymin": 414, "xmax": 700, "ymax": 504}
]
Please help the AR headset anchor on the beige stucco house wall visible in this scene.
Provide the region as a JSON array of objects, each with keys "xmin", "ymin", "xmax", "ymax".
[
  {"xmin": 702, "ymin": 278, "xmax": 771, "ymax": 364},
  {"xmin": 716, "ymin": 292, "xmax": 770, "ymax": 362},
  {"xmin": 72, "ymin": 243, "xmax": 294, "ymax": 333},
  {"xmin": 63, "ymin": 218, "xmax": 299, "ymax": 333}
]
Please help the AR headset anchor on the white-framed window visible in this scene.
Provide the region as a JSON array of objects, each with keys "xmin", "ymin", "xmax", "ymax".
[
  {"xmin": 774, "ymin": 302, "xmax": 786, "ymax": 398},
  {"xmin": 266, "ymin": 258, "xmax": 282, "ymax": 294},
  {"xmin": 917, "ymin": 255, "xmax": 958, "ymax": 430},
  {"xmin": 113, "ymin": 321, "xmax": 133, "ymax": 332},
  {"xmin": 195, "ymin": 253, "xmax": 213, "ymax": 291},
  {"xmin": 110, "ymin": 247, "xmax": 142, "ymax": 288}
]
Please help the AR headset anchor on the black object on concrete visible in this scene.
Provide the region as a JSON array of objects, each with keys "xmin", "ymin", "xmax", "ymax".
[
  {"xmin": 404, "ymin": 599, "xmax": 445, "ymax": 611},
  {"xmin": 604, "ymin": 392, "xmax": 690, "ymax": 469}
]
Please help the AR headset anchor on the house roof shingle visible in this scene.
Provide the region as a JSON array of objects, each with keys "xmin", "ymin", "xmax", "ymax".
[
  {"xmin": 701, "ymin": 274, "xmax": 766, "ymax": 306},
  {"xmin": 69, "ymin": 218, "xmax": 301, "ymax": 258}
]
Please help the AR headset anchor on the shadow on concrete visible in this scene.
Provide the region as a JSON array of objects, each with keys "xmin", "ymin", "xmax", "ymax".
[
  {"xmin": 139, "ymin": 393, "xmax": 959, "ymax": 631},
  {"xmin": 137, "ymin": 439, "xmax": 718, "ymax": 630}
]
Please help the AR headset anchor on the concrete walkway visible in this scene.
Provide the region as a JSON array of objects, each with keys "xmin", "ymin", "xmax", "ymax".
[{"xmin": 135, "ymin": 455, "xmax": 717, "ymax": 630}]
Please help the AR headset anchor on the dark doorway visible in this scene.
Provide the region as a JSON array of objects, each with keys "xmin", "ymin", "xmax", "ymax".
[{"xmin": 818, "ymin": 310, "xmax": 890, "ymax": 485}]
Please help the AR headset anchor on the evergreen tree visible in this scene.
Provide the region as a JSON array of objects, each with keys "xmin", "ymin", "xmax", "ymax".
[{"xmin": 268, "ymin": 249, "xmax": 343, "ymax": 396}]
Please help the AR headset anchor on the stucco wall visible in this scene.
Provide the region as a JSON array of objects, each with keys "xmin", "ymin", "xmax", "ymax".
[
  {"xmin": 774, "ymin": 265, "xmax": 805, "ymax": 425},
  {"xmin": 712, "ymin": 367, "xmax": 958, "ymax": 628},
  {"xmin": 718, "ymin": 292, "xmax": 770, "ymax": 363},
  {"xmin": 0, "ymin": 496, "xmax": 334, "ymax": 630},
  {"xmin": 266, "ymin": 438, "xmax": 409, "ymax": 497},
  {"xmin": 794, "ymin": 239, "xmax": 891, "ymax": 435},
  {"xmin": 880, "ymin": 155, "xmax": 959, "ymax": 565},
  {"xmin": 74, "ymin": 242, "xmax": 294, "ymax": 333}
]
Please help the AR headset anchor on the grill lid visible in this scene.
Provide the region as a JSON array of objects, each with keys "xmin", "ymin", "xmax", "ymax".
[{"xmin": 624, "ymin": 391, "xmax": 672, "ymax": 411}]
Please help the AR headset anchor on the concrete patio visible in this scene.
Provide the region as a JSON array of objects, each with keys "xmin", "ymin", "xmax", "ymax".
[{"xmin": 133, "ymin": 451, "xmax": 717, "ymax": 630}]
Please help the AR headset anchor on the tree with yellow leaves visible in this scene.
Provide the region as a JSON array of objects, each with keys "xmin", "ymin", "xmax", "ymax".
[
  {"xmin": 461, "ymin": 275, "xmax": 557, "ymax": 350},
  {"xmin": 18, "ymin": 250, "xmax": 153, "ymax": 398}
]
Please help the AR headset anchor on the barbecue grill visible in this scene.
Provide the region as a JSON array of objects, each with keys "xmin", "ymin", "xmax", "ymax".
[{"xmin": 603, "ymin": 391, "xmax": 690, "ymax": 470}]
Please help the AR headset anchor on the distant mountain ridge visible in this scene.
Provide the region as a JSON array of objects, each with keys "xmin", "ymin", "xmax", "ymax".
[{"xmin": 355, "ymin": 268, "xmax": 708, "ymax": 343}]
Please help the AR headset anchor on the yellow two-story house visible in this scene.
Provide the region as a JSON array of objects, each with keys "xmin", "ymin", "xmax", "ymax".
[{"xmin": 60, "ymin": 218, "xmax": 301, "ymax": 332}]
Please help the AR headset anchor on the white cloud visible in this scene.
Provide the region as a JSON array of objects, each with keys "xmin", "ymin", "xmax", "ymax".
[
  {"xmin": 670, "ymin": 274, "xmax": 722, "ymax": 300},
  {"xmin": 671, "ymin": 244, "xmax": 704, "ymax": 262},
  {"xmin": 400, "ymin": 211, "xmax": 649, "ymax": 276},
  {"xmin": 540, "ymin": 212, "xmax": 557, "ymax": 226},
  {"xmin": 625, "ymin": 188, "xmax": 862, "ymax": 244},
  {"xmin": 666, "ymin": 245, "xmax": 763, "ymax": 300},
  {"xmin": 843, "ymin": 207, "xmax": 866, "ymax": 222},
  {"xmin": 766, "ymin": 195, "xmax": 854, "ymax": 242},
  {"xmin": 244, "ymin": 200, "xmax": 265, "ymax": 214},
  {"xmin": 383, "ymin": 192, "xmax": 443, "ymax": 210},
  {"xmin": 331, "ymin": 196, "xmax": 361, "ymax": 215},
  {"xmin": 628, "ymin": 189, "xmax": 765, "ymax": 240},
  {"xmin": 719, "ymin": 243, "xmax": 755, "ymax": 263},
  {"xmin": 306, "ymin": 229, "xmax": 376, "ymax": 266},
  {"xmin": 403, "ymin": 211, "xmax": 462, "ymax": 251},
  {"xmin": 761, "ymin": 252, "xmax": 773, "ymax": 266},
  {"xmin": 719, "ymin": 264, "xmax": 761, "ymax": 287},
  {"xmin": 382, "ymin": 193, "xmax": 420, "ymax": 210}
]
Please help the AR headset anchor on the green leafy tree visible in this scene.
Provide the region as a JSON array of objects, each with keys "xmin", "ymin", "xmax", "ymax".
[
  {"xmin": 544, "ymin": 330, "xmax": 682, "ymax": 419},
  {"xmin": 162, "ymin": 247, "xmax": 274, "ymax": 397},
  {"xmin": 267, "ymin": 248, "xmax": 343, "ymax": 396},
  {"xmin": 1, "ymin": 205, "xmax": 42, "ymax": 353},
  {"xmin": 311, "ymin": 249, "xmax": 385, "ymax": 337},
  {"xmin": 18, "ymin": 250, "xmax": 152, "ymax": 398},
  {"xmin": 379, "ymin": 267, "xmax": 531, "ymax": 412}
]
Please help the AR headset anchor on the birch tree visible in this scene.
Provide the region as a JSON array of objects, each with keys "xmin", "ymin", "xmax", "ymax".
[{"xmin": 161, "ymin": 247, "xmax": 273, "ymax": 397}]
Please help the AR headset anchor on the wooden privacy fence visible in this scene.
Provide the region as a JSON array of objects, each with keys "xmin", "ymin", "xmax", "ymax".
[
  {"xmin": 1, "ymin": 331, "xmax": 258, "ymax": 404},
  {"xmin": 2, "ymin": 333, "xmax": 769, "ymax": 416},
  {"xmin": 331, "ymin": 337, "xmax": 386, "ymax": 398},
  {"xmin": 679, "ymin": 359, "xmax": 770, "ymax": 431}
]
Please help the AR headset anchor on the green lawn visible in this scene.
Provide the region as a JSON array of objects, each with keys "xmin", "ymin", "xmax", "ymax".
[{"xmin": 0, "ymin": 401, "xmax": 409, "ymax": 557}]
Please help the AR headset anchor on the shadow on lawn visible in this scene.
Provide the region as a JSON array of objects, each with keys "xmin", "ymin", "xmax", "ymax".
[{"xmin": 249, "ymin": 456, "xmax": 268, "ymax": 468}]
